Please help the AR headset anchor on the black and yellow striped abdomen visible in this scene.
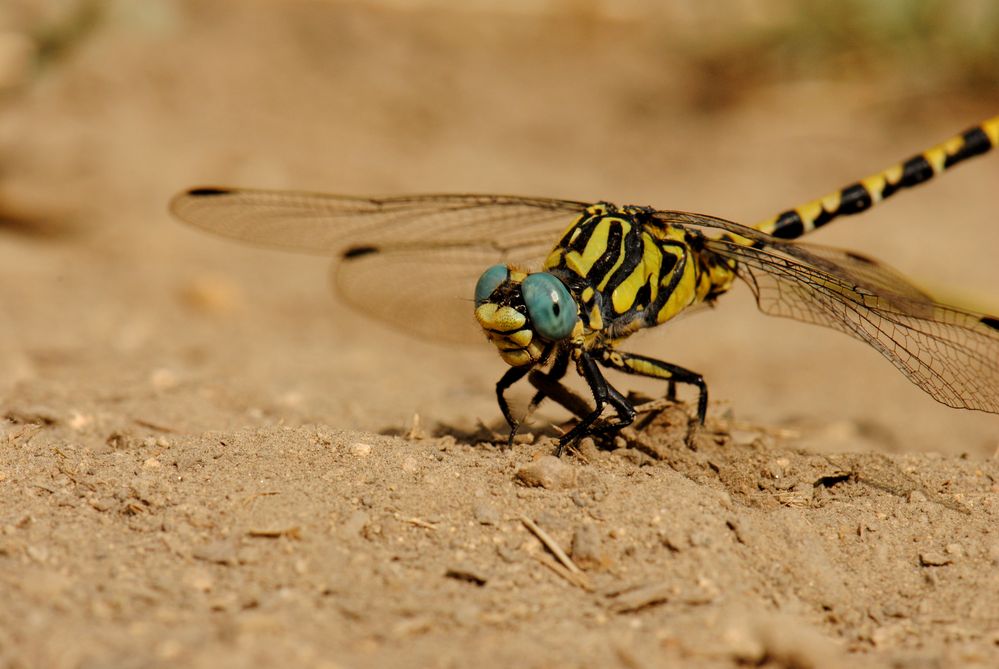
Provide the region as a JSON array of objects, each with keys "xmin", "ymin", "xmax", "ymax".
[
  {"xmin": 756, "ymin": 115, "xmax": 999, "ymax": 238},
  {"xmin": 543, "ymin": 203, "xmax": 736, "ymax": 343}
]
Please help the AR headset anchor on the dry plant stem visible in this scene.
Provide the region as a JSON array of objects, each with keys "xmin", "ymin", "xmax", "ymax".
[
  {"xmin": 519, "ymin": 514, "xmax": 582, "ymax": 575},
  {"xmin": 532, "ymin": 554, "xmax": 594, "ymax": 591},
  {"xmin": 606, "ymin": 581, "xmax": 674, "ymax": 613},
  {"xmin": 247, "ymin": 527, "xmax": 301, "ymax": 539},
  {"xmin": 398, "ymin": 516, "xmax": 438, "ymax": 530}
]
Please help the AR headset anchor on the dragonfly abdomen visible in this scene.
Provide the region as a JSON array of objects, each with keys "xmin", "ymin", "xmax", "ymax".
[{"xmin": 757, "ymin": 116, "xmax": 999, "ymax": 239}]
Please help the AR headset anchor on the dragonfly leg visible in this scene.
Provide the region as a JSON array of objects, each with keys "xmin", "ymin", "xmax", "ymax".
[
  {"xmin": 496, "ymin": 345, "xmax": 566, "ymax": 448},
  {"xmin": 496, "ymin": 365, "xmax": 531, "ymax": 448},
  {"xmin": 556, "ymin": 353, "xmax": 635, "ymax": 456},
  {"xmin": 586, "ymin": 381, "xmax": 637, "ymax": 438},
  {"xmin": 597, "ymin": 349, "xmax": 708, "ymax": 427}
]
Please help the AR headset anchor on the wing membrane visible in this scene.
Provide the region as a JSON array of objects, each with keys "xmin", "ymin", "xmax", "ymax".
[
  {"xmin": 660, "ymin": 210, "xmax": 999, "ymax": 413},
  {"xmin": 334, "ymin": 245, "xmax": 504, "ymax": 344},
  {"xmin": 170, "ymin": 188, "xmax": 588, "ymax": 341},
  {"xmin": 170, "ymin": 188, "xmax": 586, "ymax": 256}
]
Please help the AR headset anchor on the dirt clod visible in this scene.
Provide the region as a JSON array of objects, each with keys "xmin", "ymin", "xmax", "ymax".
[
  {"xmin": 919, "ymin": 551, "xmax": 953, "ymax": 567},
  {"xmin": 570, "ymin": 523, "xmax": 609, "ymax": 570},
  {"xmin": 514, "ymin": 456, "xmax": 577, "ymax": 489}
]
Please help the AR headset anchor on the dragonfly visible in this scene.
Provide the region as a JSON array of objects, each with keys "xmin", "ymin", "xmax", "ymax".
[{"xmin": 171, "ymin": 115, "xmax": 999, "ymax": 455}]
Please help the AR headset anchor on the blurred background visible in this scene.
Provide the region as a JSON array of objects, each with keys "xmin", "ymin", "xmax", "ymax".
[{"xmin": 2, "ymin": 0, "xmax": 998, "ymax": 454}]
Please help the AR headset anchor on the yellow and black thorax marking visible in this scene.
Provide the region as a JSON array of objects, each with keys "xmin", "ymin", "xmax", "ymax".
[{"xmin": 543, "ymin": 203, "xmax": 736, "ymax": 344}]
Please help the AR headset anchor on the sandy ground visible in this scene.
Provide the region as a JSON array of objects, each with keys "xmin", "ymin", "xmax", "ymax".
[{"xmin": 2, "ymin": 1, "xmax": 999, "ymax": 667}]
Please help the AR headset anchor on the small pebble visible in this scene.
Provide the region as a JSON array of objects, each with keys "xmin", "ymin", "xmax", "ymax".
[
  {"xmin": 150, "ymin": 368, "xmax": 179, "ymax": 391},
  {"xmin": 26, "ymin": 545, "xmax": 48, "ymax": 563},
  {"xmin": 185, "ymin": 569, "xmax": 214, "ymax": 593},
  {"xmin": 400, "ymin": 456, "xmax": 418, "ymax": 473},
  {"xmin": 349, "ymin": 442, "xmax": 372, "ymax": 457},
  {"xmin": 659, "ymin": 529, "xmax": 684, "ymax": 552},
  {"xmin": 445, "ymin": 565, "xmax": 488, "ymax": 587},
  {"xmin": 514, "ymin": 456, "xmax": 576, "ymax": 490},
  {"xmin": 341, "ymin": 510, "xmax": 369, "ymax": 536},
  {"xmin": 570, "ymin": 523, "xmax": 609, "ymax": 570},
  {"xmin": 90, "ymin": 498, "xmax": 113, "ymax": 512},
  {"xmin": 689, "ymin": 529, "xmax": 713, "ymax": 548},
  {"xmin": 473, "ymin": 503, "xmax": 500, "ymax": 525},
  {"xmin": 192, "ymin": 541, "xmax": 239, "ymax": 566},
  {"xmin": 919, "ymin": 551, "xmax": 952, "ymax": 567}
]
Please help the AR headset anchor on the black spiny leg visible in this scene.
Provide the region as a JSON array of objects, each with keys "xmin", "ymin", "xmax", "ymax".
[
  {"xmin": 598, "ymin": 349, "xmax": 708, "ymax": 439},
  {"xmin": 496, "ymin": 365, "xmax": 532, "ymax": 448},
  {"xmin": 555, "ymin": 353, "xmax": 635, "ymax": 456},
  {"xmin": 589, "ymin": 381, "xmax": 637, "ymax": 437}
]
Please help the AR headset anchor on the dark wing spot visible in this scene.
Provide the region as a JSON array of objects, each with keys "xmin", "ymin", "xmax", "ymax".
[
  {"xmin": 187, "ymin": 187, "xmax": 232, "ymax": 197},
  {"xmin": 980, "ymin": 316, "xmax": 999, "ymax": 331},
  {"xmin": 844, "ymin": 250, "xmax": 876, "ymax": 265},
  {"xmin": 343, "ymin": 245, "xmax": 380, "ymax": 259}
]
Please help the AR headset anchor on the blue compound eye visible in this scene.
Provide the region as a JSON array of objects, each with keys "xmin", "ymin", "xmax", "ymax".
[
  {"xmin": 475, "ymin": 264, "xmax": 509, "ymax": 306},
  {"xmin": 522, "ymin": 273, "xmax": 577, "ymax": 340}
]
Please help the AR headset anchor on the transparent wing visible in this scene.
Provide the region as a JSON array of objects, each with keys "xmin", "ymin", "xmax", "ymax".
[
  {"xmin": 333, "ymin": 246, "xmax": 502, "ymax": 344},
  {"xmin": 170, "ymin": 188, "xmax": 589, "ymax": 342},
  {"xmin": 655, "ymin": 211, "xmax": 999, "ymax": 413},
  {"xmin": 169, "ymin": 188, "xmax": 587, "ymax": 256}
]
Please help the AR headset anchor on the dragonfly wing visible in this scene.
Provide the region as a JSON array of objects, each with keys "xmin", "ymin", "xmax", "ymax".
[
  {"xmin": 657, "ymin": 210, "xmax": 931, "ymax": 301},
  {"xmin": 334, "ymin": 244, "xmax": 520, "ymax": 344},
  {"xmin": 170, "ymin": 188, "xmax": 588, "ymax": 342},
  {"xmin": 170, "ymin": 188, "xmax": 587, "ymax": 255},
  {"xmin": 700, "ymin": 231, "xmax": 999, "ymax": 413},
  {"xmin": 769, "ymin": 244, "xmax": 934, "ymax": 301}
]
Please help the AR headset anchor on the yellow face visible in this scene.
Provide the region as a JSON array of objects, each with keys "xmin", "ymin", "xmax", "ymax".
[
  {"xmin": 473, "ymin": 265, "xmax": 579, "ymax": 367},
  {"xmin": 474, "ymin": 301, "xmax": 546, "ymax": 367}
]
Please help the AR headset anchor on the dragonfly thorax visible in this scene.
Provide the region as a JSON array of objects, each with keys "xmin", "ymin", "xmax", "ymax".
[{"xmin": 474, "ymin": 264, "xmax": 579, "ymax": 367}]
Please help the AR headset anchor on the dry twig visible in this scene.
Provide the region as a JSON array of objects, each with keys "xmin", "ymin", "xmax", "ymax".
[{"xmin": 520, "ymin": 514, "xmax": 582, "ymax": 575}]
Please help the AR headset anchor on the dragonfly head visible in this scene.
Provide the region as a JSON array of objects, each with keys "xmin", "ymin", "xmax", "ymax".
[{"xmin": 474, "ymin": 264, "xmax": 579, "ymax": 367}]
